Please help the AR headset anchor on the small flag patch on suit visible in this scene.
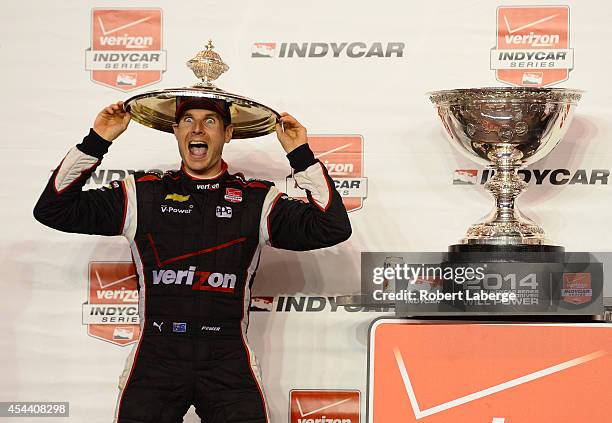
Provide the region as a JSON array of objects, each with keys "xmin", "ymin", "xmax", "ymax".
[{"xmin": 172, "ymin": 322, "xmax": 187, "ymax": 333}]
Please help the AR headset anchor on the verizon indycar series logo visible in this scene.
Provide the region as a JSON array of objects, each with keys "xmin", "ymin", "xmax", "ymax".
[
  {"xmin": 491, "ymin": 6, "xmax": 573, "ymax": 86},
  {"xmin": 561, "ymin": 273, "xmax": 592, "ymax": 305},
  {"xmin": 286, "ymin": 136, "xmax": 367, "ymax": 212},
  {"xmin": 82, "ymin": 262, "xmax": 140, "ymax": 346},
  {"xmin": 252, "ymin": 42, "xmax": 405, "ymax": 58},
  {"xmin": 85, "ymin": 8, "xmax": 167, "ymax": 91},
  {"xmin": 290, "ymin": 390, "xmax": 360, "ymax": 423},
  {"xmin": 453, "ymin": 168, "xmax": 610, "ymax": 185}
]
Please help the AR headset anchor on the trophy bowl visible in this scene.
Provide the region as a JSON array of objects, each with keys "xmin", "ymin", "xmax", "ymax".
[{"xmin": 429, "ymin": 87, "xmax": 582, "ymax": 251}]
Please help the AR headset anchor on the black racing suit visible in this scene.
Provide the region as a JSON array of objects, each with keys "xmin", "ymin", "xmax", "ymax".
[{"xmin": 34, "ymin": 130, "xmax": 351, "ymax": 423}]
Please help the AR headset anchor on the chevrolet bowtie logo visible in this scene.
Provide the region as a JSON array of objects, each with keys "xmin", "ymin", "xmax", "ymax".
[{"xmin": 165, "ymin": 193, "xmax": 190, "ymax": 202}]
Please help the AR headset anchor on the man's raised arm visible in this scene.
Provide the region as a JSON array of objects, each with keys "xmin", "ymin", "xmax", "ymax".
[
  {"xmin": 259, "ymin": 113, "xmax": 352, "ymax": 251},
  {"xmin": 33, "ymin": 102, "xmax": 134, "ymax": 236}
]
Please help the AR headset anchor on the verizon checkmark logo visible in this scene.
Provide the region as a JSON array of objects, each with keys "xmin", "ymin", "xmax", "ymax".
[
  {"xmin": 316, "ymin": 143, "xmax": 352, "ymax": 162},
  {"xmin": 393, "ymin": 347, "xmax": 606, "ymax": 420},
  {"xmin": 290, "ymin": 390, "xmax": 360, "ymax": 423},
  {"xmin": 94, "ymin": 268, "xmax": 137, "ymax": 289},
  {"xmin": 296, "ymin": 397, "xmax": 352, "ymax": 417},
  {"xmin": 97, "ymin": 15, "xmax": 152, "ymax": 36},
  {"xmin": 502, "ymin": 13, "xmax": 558, "ymax": 35}
]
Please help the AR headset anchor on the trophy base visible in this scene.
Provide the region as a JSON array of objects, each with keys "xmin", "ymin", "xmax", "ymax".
[{"xmin": 448, "ymin": 243, "xmax": 565, "ymax": 263}]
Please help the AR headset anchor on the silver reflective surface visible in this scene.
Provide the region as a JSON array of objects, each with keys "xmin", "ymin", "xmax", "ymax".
[
  {"xmin": 124, "ymin": 40, "xmax": 280, "ymax": 139},
  {"xmin": 125, "ymin": 87, "xmax": 280, "ymax": 139},
  {"xmin": 429, "ymin": 87, "xmax": 582, "ymax": 245}
]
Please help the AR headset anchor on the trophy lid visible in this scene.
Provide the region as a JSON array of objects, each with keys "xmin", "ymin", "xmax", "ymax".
[{"xmin": 124, "ymin": 40, "xmax": 280, "ymax": 139}]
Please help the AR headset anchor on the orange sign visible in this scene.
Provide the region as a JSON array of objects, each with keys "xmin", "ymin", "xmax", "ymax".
[
  {"xmin": 86, "ymin": 9, "xmax": 166, "ymax": 91},
  {"xmin": 491, "ymin": 6, "xmax": 573, "ymax": 87},
  {"xmin": 369, "ymin": 319, "xmax": 612, "ymax": 422},
  {"xmin": 286, "ymin": 136, "xmax": 367, "ymax": 212},
  {"xmin": 82, "ymin": 262, "xmax": 140, "ymax": 346},
  {"xmin": 290, "ymin": 390, "xmax": 360, "ymax": 423}
]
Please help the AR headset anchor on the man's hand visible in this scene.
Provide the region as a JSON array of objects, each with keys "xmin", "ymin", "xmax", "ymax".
[
  {"xmin": 275, "ymin": 112, "xmax": 308, "ymax": 154},
  {"xmin": 93, "ymin": 101, "xmax": 131, "ymax": 142}
]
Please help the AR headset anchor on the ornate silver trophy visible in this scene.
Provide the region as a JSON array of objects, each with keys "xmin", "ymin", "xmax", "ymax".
[
  {"xmin": 429, "ymin": 87, "xmax": 582, "ymax": 252},
  {"xmin": 125, "ymin": 40, "xmax": 279, "ymax": 139}
]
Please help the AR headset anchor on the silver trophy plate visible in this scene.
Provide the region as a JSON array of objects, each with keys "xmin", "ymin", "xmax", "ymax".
[{"xmin": 124, "ymin": 41, "xmax": 280, "ymax": 139}]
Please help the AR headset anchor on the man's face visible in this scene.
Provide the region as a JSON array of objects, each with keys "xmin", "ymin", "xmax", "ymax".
[{"xmin": 173, "ymin": 109, "xmax": 233, "ymax": 178}]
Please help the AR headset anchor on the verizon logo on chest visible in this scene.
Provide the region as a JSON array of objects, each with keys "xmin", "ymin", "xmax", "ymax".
[{"xmin": 152, "ymin": 266, "xmax": 237, "ymax": 292}]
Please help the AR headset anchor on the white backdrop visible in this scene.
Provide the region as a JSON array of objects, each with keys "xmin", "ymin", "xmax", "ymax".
[{"xmin": 0, "ymin": 0, "xmax": 610, "ymax": 422}]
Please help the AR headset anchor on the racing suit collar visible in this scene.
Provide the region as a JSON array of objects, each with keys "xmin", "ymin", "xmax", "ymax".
[{"xmin": 180, "ymin": 160, "xmax": 229, "ymax": 181}]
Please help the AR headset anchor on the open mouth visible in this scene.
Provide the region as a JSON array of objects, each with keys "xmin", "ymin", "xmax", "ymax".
[{"xmin": 188, "ymin": 141, "xmax": 208, "ymax": 159}]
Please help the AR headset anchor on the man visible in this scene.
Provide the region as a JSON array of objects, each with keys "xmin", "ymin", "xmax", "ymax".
[{"xmin": 34, "ymin": 98, "xmax": 351, "ymax": 423}]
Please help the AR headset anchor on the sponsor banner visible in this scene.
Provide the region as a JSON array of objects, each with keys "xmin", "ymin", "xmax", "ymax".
[
  {"xmin": 86, "ymin": 8, "xmax": 166, "ymax": 91},
  {"xmin": 369, "ymin": 319, "xmax": 612, "ymax": 423},
  {"xmin": 290, "ymin": 390, "xmax": 360, "ymax": 423},
  {"xmin": 286, "ymin": 178, "xmax": 368, "ymax": 198},
  {"xmin": 286, "ymin": 136, "xmax": 367, "ymax": 212},
  {"xmin": 250, "ymin": 296, "xmax": 391, "ymax": 313},
  {"xmin": 452, "ymin": 168, "xmax": 610, "ymax": 185},
  {"xmin": 251, "ymin": 42, "xmax": 405, "ymax": 58},
  {"xmin": 83, "ymin": 262, "xmax": 140, "ymax": 346},
  {"xmin": 491, "ymin": 6, "xmax": 573, "ymax": 86}
]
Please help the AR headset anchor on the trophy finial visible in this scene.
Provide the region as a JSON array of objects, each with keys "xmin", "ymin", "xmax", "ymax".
[{"xmin": 187, "ymin": 40, "xmax": 229, "ymax": 88}]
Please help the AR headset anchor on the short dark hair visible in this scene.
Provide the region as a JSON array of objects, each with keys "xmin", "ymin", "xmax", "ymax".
[{"xmin": 175, "ymin": 97, "xmax": 232, "ymax": 126}]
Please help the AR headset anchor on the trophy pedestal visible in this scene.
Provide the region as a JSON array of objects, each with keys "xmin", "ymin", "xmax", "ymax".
[{"xmin": 448, "ymin": 243, "xmax": 565, "ymax": 263}]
